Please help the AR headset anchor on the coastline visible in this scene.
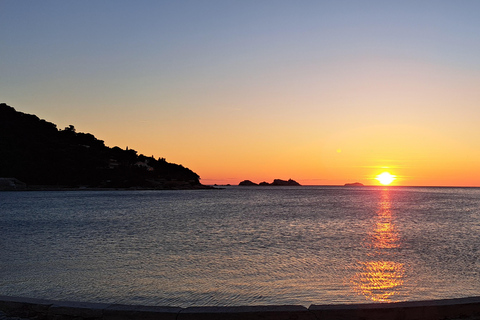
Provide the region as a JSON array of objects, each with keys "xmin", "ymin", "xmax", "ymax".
[
  {"xmin": 3, "ymin": 185, "xmax": 480, "ymax": 192},
  {"xmin": 0, "ymin": 184, "xmax": 217, "ymax": 192},
  {"xmin": 1, "ymin": 295, "xmax": 480, "ymax": 320}
]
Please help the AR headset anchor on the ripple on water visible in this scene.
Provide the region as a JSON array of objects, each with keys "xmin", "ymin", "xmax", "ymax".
[{"xmin": 1, "ymin": 187, "xmax": 480, "ymax": 306}]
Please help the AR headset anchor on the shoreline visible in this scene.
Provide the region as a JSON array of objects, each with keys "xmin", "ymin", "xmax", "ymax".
[
  {"xmin": 0, "ymin": 185, "xmax": 218, "ymax": 192},
  {"xmin": 3, "ymin": 185, "xmax": 480, "ymax": 192},
  {"xmin": 1, "ymin": 295, "xmax": 480, "ymax": 320}
]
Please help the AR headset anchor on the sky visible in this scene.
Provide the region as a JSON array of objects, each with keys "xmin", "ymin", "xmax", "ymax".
[{"xmin": 1, "ymin": 1, "xmax": 480, "ymax": 186}]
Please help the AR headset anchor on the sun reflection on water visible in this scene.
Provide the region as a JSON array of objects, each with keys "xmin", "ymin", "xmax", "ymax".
[{"xmin": 350, "ymin": 189, "xmax": 406, "ymax": 302}]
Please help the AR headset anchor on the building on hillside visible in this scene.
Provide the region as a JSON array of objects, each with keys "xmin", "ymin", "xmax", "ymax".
[{"xmin": 0, "ymin": 178, "xmax": 27, "ymax": 190}]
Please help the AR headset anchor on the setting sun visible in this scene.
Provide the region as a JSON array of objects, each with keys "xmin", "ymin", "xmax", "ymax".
[{"xmin": 376, "ymin": 172, "xmax": 396, "ymax": 185}]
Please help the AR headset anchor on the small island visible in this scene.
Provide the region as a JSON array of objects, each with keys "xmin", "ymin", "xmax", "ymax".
[
  {"xmin": 239, "ymin": 179, "xmax": 301, "ymax": 186},
  {"xmin": 344, "ymin": 182, "xmax": 364, "ymax": 187}
]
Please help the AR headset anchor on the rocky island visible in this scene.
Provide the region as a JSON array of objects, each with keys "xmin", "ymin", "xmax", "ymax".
[
  {"xmin": 239, "ymin": 179, "xmax": 301, "ymax": 186},
  {"xmin": 0, "ymin": 103, "xmax": 211, "ymax": 190},
  {"xmin": 344, "ymin": 182, "xmax": 364, "ymax": 186}
]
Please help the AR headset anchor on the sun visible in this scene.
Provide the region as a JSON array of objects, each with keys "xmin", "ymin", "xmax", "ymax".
[{"xmin": 376, "ymin": 172, "xmax": 396, "ymax": 185}]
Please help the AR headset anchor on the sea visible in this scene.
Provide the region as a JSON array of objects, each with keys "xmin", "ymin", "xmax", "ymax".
[{"xmin": 1, "ymin": 186, "xmax": 479, "ymax": 307}]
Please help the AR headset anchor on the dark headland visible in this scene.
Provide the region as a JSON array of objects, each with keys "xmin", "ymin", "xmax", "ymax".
[
  {"xmin": 239, "ymin": 179, "xmax": 301, "ymax": 186},
  {"xmin": 0, "ymin": 103, "xmax": 211, "ymax": 190}
]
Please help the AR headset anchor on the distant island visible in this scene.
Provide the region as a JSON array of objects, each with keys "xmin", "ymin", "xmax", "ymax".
[
  {"xmin": 344, "ymin": 182, "xmax": 364, "ymax": 187},
  {"xmin": 239, "ymin": 179, "xmax": 301, "ymax": 186},
  {"xmin": 0, "ymin": 103, "xmax": 211, "ymax": 190}
]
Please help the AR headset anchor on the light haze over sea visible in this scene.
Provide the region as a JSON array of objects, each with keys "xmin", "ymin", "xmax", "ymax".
[{"xmin": 1, "ymin": 186, "xmax": 479, "ymax": 307}]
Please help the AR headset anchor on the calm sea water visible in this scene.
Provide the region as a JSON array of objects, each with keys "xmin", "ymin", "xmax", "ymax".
[{"xmin": 1, "ymin": 186, "xmax": 480, "ymax": 307}]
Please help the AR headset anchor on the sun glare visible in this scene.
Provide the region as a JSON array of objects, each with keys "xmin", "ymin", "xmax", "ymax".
[{"xmin": 376, "ymin": 172, "xmax": 396, "ymax": 185}]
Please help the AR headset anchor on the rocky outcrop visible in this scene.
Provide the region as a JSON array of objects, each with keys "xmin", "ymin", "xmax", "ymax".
[
  {"xmin": 344, "ymin": 182, "xmax": 364, "ymax": 187},
  {"xmin": 238, "ymin": 180, "xmax": 258, "ymax": 186},
  {"xmin": 270, "ymin": 179, "xmax": 301, "ymax": 186},
  {"xmin": 239, "ymin": 179, "xmax": 301, "ymax": 186}
]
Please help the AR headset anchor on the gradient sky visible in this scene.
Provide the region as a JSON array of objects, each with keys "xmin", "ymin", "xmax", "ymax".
[{"xmin": 2, "ymin": 1, "xmax": 480, "ymax": 186}]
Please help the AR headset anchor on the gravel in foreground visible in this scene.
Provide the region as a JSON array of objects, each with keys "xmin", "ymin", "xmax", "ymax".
[{"xmin": 0, "ymin": 311, "xmax": 30, "ymax": 320}]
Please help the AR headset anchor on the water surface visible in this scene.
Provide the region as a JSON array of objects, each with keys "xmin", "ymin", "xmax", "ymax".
[{"xmin": 1, "ymin": 186, "xmax": 479, "ymax": 307}]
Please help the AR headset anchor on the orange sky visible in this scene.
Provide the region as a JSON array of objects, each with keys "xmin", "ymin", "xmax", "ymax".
[{"xmin": 2, "ymin": 2, "xmax": 480, "ymax": 186}]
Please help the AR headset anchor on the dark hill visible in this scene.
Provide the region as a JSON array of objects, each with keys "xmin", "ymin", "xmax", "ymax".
[{"xmin": 0, "ymin": 103, "xmax": 208, "ymax": 189}]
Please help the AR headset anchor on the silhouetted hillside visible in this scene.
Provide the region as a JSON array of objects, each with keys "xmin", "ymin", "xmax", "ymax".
[{"xmin": 0, "ymin": 103, "xmax": 208, "ymax": 189}]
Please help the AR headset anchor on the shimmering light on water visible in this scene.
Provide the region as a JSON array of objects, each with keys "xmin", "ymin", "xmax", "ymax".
[
  {"xmin": 1, "ymin": 187, "xmax": 480, "ymax": 307},
  {"xmin": 350, "ymin": 189, "xmax": 406, "ymax": 302}
]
